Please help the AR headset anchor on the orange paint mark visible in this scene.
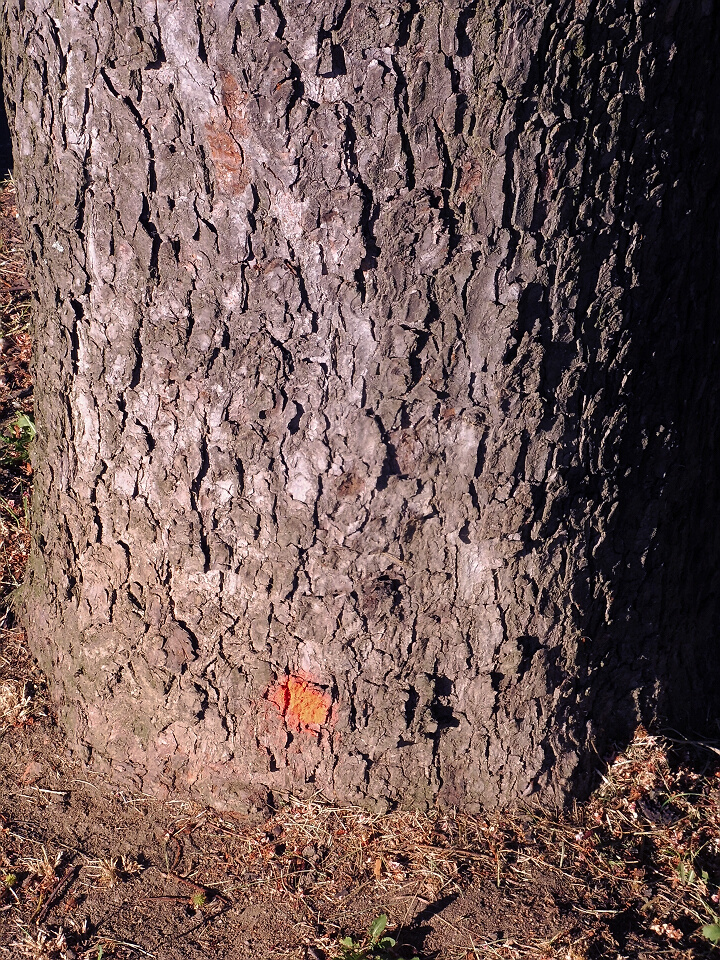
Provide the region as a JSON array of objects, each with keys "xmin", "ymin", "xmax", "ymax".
[{"xmin": 267, "ymin": 675, "xmax": 332, "ymax": 736}]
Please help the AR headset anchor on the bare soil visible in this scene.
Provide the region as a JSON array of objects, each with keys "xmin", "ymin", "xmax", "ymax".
[{"xmin": 1, "ymin": 176, "xmax": 719, "ymax": 960}]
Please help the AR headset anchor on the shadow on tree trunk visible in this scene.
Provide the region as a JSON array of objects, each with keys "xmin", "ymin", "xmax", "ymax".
[
  {"xmin": 567, "ymin": 6, "xmax": 720, "ymax": 781},
  {"xmin": 0, "ymin": 66, "xmax": 12, "ymax": 177}
]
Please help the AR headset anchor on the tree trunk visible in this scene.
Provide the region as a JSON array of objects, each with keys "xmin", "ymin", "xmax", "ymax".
[{"xmin": 2, "ymin": 0, "xmax": 719, "ymax": 812}]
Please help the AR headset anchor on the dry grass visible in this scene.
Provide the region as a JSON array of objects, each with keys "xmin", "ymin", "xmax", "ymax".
[
  {"xmin": 0, "ymin": 678, "xmax": 46, "ymax": 733},
  {"xmin": 208, "ymin": 734, "xmax": 720, "ymax": 957},
  {"xmin": 102, "ymin": 731, "xmax": 717, "ymax": 958},
  {"xmin": 0, "ymin": 174, "xmax": 31, "ymax": 333},
  {"xmin": 84, "ymin": 855, "xmax": 143, "ymax": 888},
  {"xmin": 0, "ymin": 174, "xmax": 32, "ymax": 608}
]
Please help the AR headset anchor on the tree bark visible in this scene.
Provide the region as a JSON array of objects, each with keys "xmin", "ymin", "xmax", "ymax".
[{"xmin": 2, "ymin": 0, "xmax": 719, "ymax": 812}]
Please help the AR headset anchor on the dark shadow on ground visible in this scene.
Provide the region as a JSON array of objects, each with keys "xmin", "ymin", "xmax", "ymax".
[{"xmin": 392, "ymin": 893, "xmax": 459, "ymax": 957}]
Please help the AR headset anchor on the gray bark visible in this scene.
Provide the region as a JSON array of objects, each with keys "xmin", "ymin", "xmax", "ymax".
[{"xmin": 2, "ymin": 0, "xmax": 719, "ymax": 811}]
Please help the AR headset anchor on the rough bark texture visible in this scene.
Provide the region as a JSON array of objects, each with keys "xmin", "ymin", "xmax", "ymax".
[{"xmin": 2, "ymin": 0, "xmax": 720, "ymax": 811}]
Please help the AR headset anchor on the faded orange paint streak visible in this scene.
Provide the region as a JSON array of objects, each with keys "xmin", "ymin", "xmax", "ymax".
[
  {"xmin": 267, "ymin": 675, "xmax": 332, "ymax": 735},
  {"xmin": 204, "ymin": 72, "xmax": 251, "ymax": 196},
  {"xmin": 204, "ymin": 123, "xmax": 247, "ymax": 195}
]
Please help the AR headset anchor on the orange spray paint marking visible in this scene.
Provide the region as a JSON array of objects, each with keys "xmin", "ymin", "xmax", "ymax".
[{"xmin": 267, "ymin": 675, "xmax": 331, "ymax": 736}]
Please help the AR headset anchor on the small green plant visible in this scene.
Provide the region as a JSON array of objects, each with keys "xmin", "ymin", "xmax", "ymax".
[
  {"xmin": 0, "ymin": 411, "xmax": 35, "ymax": 464},
  {"xmin": 700, "ymin": 897, "xmax": 720, "ymax": 946},
  {"xmin": 339, "ymin": 914, "xmax": 396, "ymax": 959},
  {"xmin": 3, "ymin": 873, "xmax": 17, "ymax": 887},
  {"xmin": 191, "ymin": 890, "xmax": 207, "ymax": 909},
  {"xmin": 677, "ymin": 857, "xmax": 708, "ymax": 887}
]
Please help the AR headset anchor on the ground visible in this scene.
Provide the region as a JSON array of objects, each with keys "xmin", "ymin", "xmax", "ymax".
[{"xmin": 1, "ymin": 176, "xmax": 719, "ymax": 960}]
